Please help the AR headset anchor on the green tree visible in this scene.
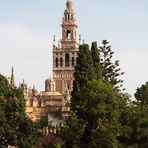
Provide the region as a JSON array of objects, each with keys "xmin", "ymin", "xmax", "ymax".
[
  {"xmin": 0, "ymin": 74, "xmax": 39, "ymax": 147},
  {"xmin": 64, "ymin": 80, "xmax": 123, "ymax": 147},
  {"xmin": 99, "ymin": 40, "xmax": 124, "ymax": 89},
  {"xmin": 119, "ymin": 82, "xmax": 148, "ymax": 147},
  {"xmin": 71, "ymin": 44, "xmax": 95, "ymax": 111},
  {"xmin": 119, "ymin": 101, "xmax": 148, "ymax": 147},
  {"xmin": 91, "ymin": 42, "xmax": 102, "ymax": 79},
  {"xmin": 61, "ymin": 112, "xmax": 86, "ymax": 148},
  {"xmin": 81, "ymin": 80, "xmax": 121, "ymax": 147},
  {"xmin": 63, "ymin": 41, "xmax": 127, "ymax": 147},
  {"xmin": 134, "ymin": 81, "xmax": 148, "ymax": 105}
]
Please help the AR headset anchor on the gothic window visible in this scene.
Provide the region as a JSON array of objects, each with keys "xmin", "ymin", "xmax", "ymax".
[
  {"xmin": 66, "ymin": 30, "xmax": 71, "ymax": 40},
  {"xmin": 72, "ymin": 57, "xmax": 75, "ymax": 67},
  {"xmin": 65, "ymin": 53, "xmax": 69, "ymax": 67},
  {"xmin": 56, "ymin": 58, "xmax": 58, "ymax": 67},
  {"xmin": 60, "ymin": 58, "xmax": 63, "ymax": 67}
]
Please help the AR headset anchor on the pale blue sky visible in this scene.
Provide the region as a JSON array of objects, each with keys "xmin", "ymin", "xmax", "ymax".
[{"xmin": 0, "ymin": 0, "xmax": 148, "ymax": 98}]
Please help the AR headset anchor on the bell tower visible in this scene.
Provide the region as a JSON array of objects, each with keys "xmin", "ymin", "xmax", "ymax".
[
  {"xmin": 61, "ymin": 0, "xmax": 78, "ymax": 49},
  {"xmin": 52, "ymin": 0, "xmax": 78, "ymax": 94}
]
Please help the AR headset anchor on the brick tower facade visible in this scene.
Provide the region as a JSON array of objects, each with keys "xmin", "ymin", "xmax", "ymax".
[{"xmin": 53, "ymin": 0, "xmax": 79, "ymax": 94}]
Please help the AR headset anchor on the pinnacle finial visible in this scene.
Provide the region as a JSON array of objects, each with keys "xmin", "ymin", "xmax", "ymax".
[
  {"xmin": 67, "ymin": 0, "xmax": 72, "ymax": 3},
  {"xmin": 12, "ymin": 66, "xmax": 14, "ymax": 72},
  {"xmin": 10, "ymin": 66, "xmax": 15, "ymax": 87},
  {"xmin": 66, "ymin": 0, "xmax": 73, "ymax": 9},
  {"xmin": 53, "ymin": 35, "xmax": 56, "ymax": 46}
]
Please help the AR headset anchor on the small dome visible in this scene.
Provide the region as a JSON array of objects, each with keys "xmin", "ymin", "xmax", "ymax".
[{"xmin": 45, "ymin": 78, "xmax": 56, "ymax": 92}]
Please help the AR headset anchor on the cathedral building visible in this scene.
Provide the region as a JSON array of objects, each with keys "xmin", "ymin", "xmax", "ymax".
[{"xmin": 10, "ymin": 0, "xmax": 79, "ymax": 125}]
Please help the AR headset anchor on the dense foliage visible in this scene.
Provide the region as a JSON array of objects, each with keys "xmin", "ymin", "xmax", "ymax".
[
  {"xmin": 61, "ymin": 112, "xmax": 86, "ymax": 147},
  {"xmin": 0, "ymin": 74, "xmax": 39, "ymax": 148},
  {"xmin": 91, "ymin": 42, "xmax": 102, "ymax": 80},
  {"xmin": 62, "ymin": 41, "xmax": 148, "ymax": 148},
  {"xmin": 119, "ymin": 101, "xmax": 148, "ymax": 147},
  {"xmin": 134, "ymin": 81, "xmax": 148, "ymax": 105},
  {"xmin": 71, "ymin": 44, "xmax": 96, "ymax": 111}
]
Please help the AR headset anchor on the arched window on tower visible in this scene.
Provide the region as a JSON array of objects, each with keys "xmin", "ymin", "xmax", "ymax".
[
  {"xmin": 68, "ymin": 14, "xmax": 70, "ymax": 21},
  {"xmin": 66, "ymin": 30, "xmax": 72, "ymax": 40},
  {"xmin": 56, "ymin": 58, "xmax": 58, "ymax": 67},
  {"xmin": 60, "ymin": 58, "xmax": 63, "ymax": 67},
  {"xmin": 65, "ymin": 53, "xmax": 69, "ymax": 67},
  {"xmin": 72, "ymin": 57, "xmax": 75, "ymax": 67}
]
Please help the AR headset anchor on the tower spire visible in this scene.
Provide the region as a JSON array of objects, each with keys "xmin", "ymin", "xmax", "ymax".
[
  {"xmin": 64, "ymin": 0, "xmax": 76, "ymax": 24},
  {"xmin": 10, "ymin": 66, "xmax": 15, "ymax": 87},
  {"xmin": 66, "ymin": 0, "xmax": 73, "ymax": 10},
  {"xmin": 61, "ymin": 0, "xmax": 77, "ymax": 44}
]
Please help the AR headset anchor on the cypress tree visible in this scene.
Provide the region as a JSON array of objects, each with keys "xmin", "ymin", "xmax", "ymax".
[
  {"xmin": 74, "ymin": 44, "xmax": 95, "ymax": 87},
  {"xmin": 91, "ymin": 42, "xmax": 102, "ymax": 79},
  {"xmin": 71, "ymin": 44, "xmax": 95, "ymax": 110}
]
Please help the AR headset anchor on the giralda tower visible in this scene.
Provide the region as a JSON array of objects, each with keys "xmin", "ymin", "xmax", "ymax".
[{"xmin": 52, "ymin": 0, "xmax": 79, "ymax": 94}]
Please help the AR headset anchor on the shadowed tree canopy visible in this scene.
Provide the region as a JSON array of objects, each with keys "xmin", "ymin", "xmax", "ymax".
[
  {"xmin": 63, "ymin": 79, "xmax": 125, "ymax": 147},
  {"xmin": 73, "ymin": 44, "xmax": 95, "ymax": 87},
  {"xmin": 118, "ymin": 82, "xmax": 148, "ymax": 147},
  {"xmin": 61, "ymin": 111, "xmax": 86, "ymax": 148},
  {"xmin": 0, "ymin": 74, "xmax": 39, "ymax": 148},
  {"xmin": 119, "ymin": 100, "xmax": 148, "ymax": 147},
  {"xmin": 71, "ymin": 44, "xmax": 95, "ymax": 110},
  {"xmin": 64, "ymin": 39, "xmax": 129, "ymax": 147},
  {"xmin": 134, "ymin": 81, "xmax": 148, "ymax": 105},
  {"xmin": 61, "ymin": 40, "xmax": 148, "ymax": 148},
  {"xmin": 91, "ymin": 42, "xmax": 102, "ymax": 80}
]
